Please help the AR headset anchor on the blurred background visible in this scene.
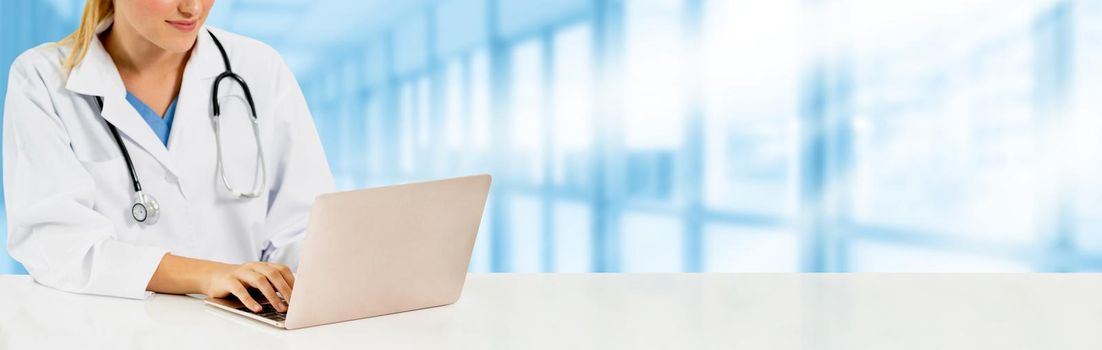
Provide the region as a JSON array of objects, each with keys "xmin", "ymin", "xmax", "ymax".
[{"xmin": 2, "ymin": 0, "xmax": 1101, "ymax": 273}]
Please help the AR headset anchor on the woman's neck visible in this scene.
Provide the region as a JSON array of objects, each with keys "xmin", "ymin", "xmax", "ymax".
[
  {"xmin": 100, "ymin": 19, "xmax": 192, "ymax": 117},
  {"xmin": 101, "ymin": 21, "xmax": 190, "ymax": 82}
]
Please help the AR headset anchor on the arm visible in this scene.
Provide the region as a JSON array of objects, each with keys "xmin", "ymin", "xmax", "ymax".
[
  {"xmin": 3, "ymin": 54, "xmax": 167, "ymax": 300},
  {"xmin": 259, "ymin": 54, "xmax": 335, "ymax": 270},
  {"xmin": 146, "ymin": 254, "xmax": 294, "ymax": 312}
]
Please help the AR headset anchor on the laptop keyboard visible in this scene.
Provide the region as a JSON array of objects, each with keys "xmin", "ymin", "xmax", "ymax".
[{"xmin": 236, "ymin": 304, "xmax": 287, "ymax": 322}]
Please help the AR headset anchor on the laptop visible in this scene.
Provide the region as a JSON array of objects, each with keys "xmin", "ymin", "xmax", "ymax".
[{"xmin": 204, "ymin": 174, "xmax": 492, "ymax": 329}]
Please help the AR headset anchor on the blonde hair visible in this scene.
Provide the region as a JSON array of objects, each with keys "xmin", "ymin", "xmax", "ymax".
[{"xmin": 59, "ymin": 0, "xmax": 114, "ymax": 72}]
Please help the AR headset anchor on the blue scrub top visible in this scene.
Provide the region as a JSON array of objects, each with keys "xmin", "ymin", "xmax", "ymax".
[{"xmin": 124, "ymin": 91, "xmax": 177, "ymax": 146}]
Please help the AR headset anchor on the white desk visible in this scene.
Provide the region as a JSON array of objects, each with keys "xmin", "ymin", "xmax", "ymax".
[{"xmin": 1, "ymin": 274, "xmax": 1100, "ymax": 349}]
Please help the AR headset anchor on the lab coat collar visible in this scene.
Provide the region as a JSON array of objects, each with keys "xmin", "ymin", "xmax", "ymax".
[
  {"xmin": 64, "ymin": 17, "xmax": 224, "ymax": 179},
  {"xmin": 188, "ymin": 24, "xmax": 227, "ymax": 80},
  {"xmin": 64, "ymin": 17, "xmax": 224, "ymax": 96},
  {"xmin": 64, "ymin": 17, "xmax": 124, "ymax": 99}
]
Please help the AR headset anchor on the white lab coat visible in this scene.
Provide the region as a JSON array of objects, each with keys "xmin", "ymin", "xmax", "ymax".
[{"xmin": 2, "ymin": 20, "xmax": 334, "ymax": 300}]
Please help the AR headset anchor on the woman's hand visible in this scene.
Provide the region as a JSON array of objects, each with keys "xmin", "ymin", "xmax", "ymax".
[
  {"xmin": 204, "ymin": 262, "xmax": 295, "ymax": 313},
  {"xmin": 146, "ymin": 254, "xmax": 295, "ymax": 313}
]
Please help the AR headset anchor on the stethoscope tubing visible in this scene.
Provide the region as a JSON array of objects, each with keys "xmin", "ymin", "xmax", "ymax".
[{"xmin": 90, "ymin": 29, "xmax": 267, "ymax": 225}]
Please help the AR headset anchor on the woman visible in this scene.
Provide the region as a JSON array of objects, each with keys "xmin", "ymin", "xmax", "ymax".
[{"xmin": 2, "ymin": 0, "xmax": 333, "ymax": 314}]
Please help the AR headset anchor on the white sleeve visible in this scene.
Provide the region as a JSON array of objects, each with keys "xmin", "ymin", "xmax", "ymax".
[
  {"xmin": 2, "ymin": 54, "xmax": 168, "ymax": 299},
  {"xmin": 261, "ymin": 55, "xmax": 335, "ymax": 270}
]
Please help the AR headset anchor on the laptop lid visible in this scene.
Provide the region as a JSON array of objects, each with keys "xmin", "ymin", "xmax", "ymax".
[{"xmin": 282, "ymin": 174, "xmax": 492, "ymax": 329}]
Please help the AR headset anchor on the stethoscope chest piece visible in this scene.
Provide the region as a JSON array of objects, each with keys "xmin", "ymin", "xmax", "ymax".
[{"xmin": 132, "ymin": 191, "xmax": 160, "ymax": 225}]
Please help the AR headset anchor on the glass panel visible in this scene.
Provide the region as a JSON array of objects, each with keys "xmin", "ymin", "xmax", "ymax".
[
  {"xmin": 509, "ymin": 39, "xmax": 547, "ymax": 185},
  {"xmin": 701, "ymin": 0, "xmax": 799, "ymax": 218},
  {"xmin": 849, "ymin": 240, "xmax": 1032, "ymax": 272},
  {"xmin": 703, "ymin": 224, "xmax": 798, "ymax": 272},
  {"xmin": 551, "ymin": 22, "xmax": 594, "ymax": 191},
  {"xmin": 399, "ymin": 81, "xmax": 416, "ymax": 174},
  {"xmin": 444, "ymin": 59, "xmax": 465, "ymax": 149},
  {"xmin": 847, "ymin": 2, "xmax": 1042, "ymax": 244},
  {"xmin": 620, "ymin": 213, "xmax": 683, "ymax": 272},
  {"xmin": 365, "ymin": 95, "xmax": 386, "ymax": 186},
  {"xmin": 1071, "ymin": 2, "xmax": 1102, "ymax": 257},
  {"xmin": 469, "ymin": 196, "xmax": 494, "ymax": 272},
  {"xmin": 508, "ymin": 195, "xmax": 545, "ymax": 272},
  {"xmin": 470, "ymin": 49, "xmax": 492, "ymax": 151},
  {"xmin": 623, "ymin": 0, "xmax": 684, "ymax": 149},
  {"xmin": 622, "ymin": 0, "xmax": 684, "ymax": 204},
  {"xmin": 393, "ymin": 13, "xmax": 429, "ymax": 75},
  {"xmin": 417, "ymin": 76, "xmax": 432, "ymax": 152},
  {"xmin": 552, "ymin": 200, "xmax": 592, "ymax": 272}
]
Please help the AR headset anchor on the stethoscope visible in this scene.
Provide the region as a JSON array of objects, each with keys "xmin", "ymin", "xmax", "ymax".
[{"xmin": 92, "ymin": 30, "xmax": 267, "ymax": 225}]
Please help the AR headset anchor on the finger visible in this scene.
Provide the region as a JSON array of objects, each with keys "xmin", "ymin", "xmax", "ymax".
[
  {"xmin": 257, "ymin": 265, "xmax": 292, "ymax": 304},
  {"xmin": 240, "ymin": 270, "xmax": 285, "ymax": 312},
  {"xmin": 273, "ymin": 263, "xmax": 295, "ymax": 290},
  {"xmin": 229, "ymin": 281, "xmax": 262, "ymax": 313}
]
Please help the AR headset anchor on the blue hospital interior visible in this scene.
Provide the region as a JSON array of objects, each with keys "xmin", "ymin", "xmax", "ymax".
[{"xmin": 2, "ymin": 0, "xmax": 1102, "ymax": 273}]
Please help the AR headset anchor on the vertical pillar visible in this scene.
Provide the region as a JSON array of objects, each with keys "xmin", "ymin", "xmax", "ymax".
[
  {"xmin": 541, "ymin": 29, "xmax": 557, "ymax": 272},
  {"xmin": 591, "ymin": 0, "xmax": 626, "ymax": 272},
  {"xmin": 680, "ymin": 0, "xmax": 706, "ymax": 272},
  {"xmin": 1033, "ymin": 2, "xmax": 1075, "ymax": 271},
  {"xmin": 488, "ymin": 0, "xmax": 514, "ymax": 272}
]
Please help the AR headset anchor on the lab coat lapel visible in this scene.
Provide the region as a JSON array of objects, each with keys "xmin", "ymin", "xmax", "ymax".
[
  {"xmin": 64, "ymin": 22, "xmax": 181, "ymax": 178},
  {"xmin": 99, "ymin": 95, "xmax": 180, "ymax": 177}
]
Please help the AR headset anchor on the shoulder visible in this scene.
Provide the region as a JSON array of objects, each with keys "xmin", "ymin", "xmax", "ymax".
[
  {"xmin": 202, "ymin": 26, "xmax": 287, "ymax": 71},
  {"xmin": 201, "ymin": 26, "xmax": 302, "ymax": 104},
  {"xmin": 7, "ymin": 41, "xmax": 68, "ymax": 86}
]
